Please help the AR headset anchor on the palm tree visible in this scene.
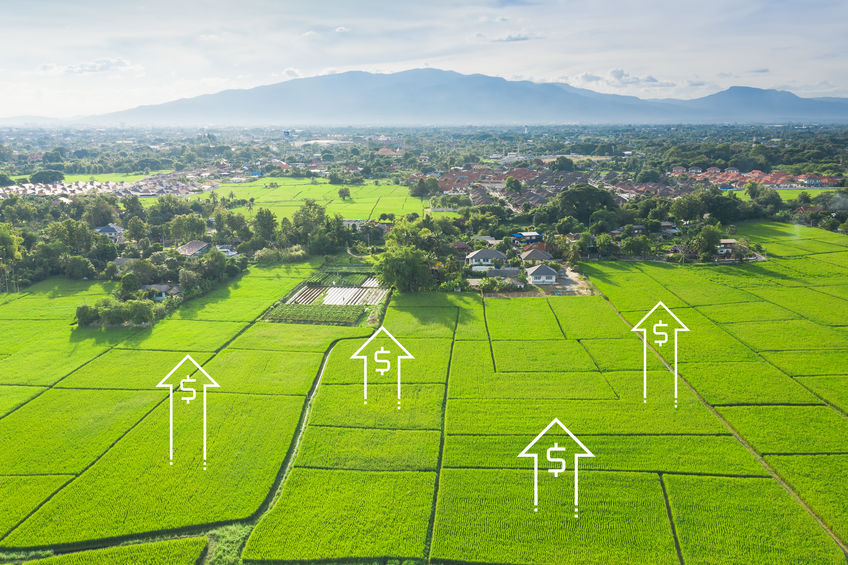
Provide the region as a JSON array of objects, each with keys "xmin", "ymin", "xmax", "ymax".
[{"xmin": 247, "ymin": 197, "xmax": 255, "ymax": 215}]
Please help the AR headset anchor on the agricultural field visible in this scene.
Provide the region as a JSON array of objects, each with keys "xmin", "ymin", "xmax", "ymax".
[
  {"xmin": 191, "ymin": 177, "xmax": 429, "ymax": 220},
  {"xmin": 1, "ymin": 221, "xmax": 847, "ymax": 563}
]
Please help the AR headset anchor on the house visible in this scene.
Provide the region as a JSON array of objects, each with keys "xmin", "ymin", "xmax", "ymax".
[
  {"xmin": 688, "ymin": 167, "xmax": 702, "ymax": 174},
  {"xmin": 454, "ymin": 241, "xmax": 472, "ymax": 253},
  {"xmin": 717, "ymin": 238, "xmax": 737, "ymax": 256},
  {"xmin": 725, "ymin": 167, "xmax": 740, "ymax": 173},
  {"xmin": 176, "ymin": 240, "xmax": 211, "ymax": 257},
  {"xmin": 526, "ymin": 264, "xmax": 558, "ymax": 285},
  {"xmin": 671, "ymin": 166, "xmax": 686, "ymax": 174},
  {"xmin": 141, "ymin": 283, "xmax": 181, "ymax": 302},
  {"xmin": 631, "ymin": 224, "xmax": 646, "ymax": 236},
  {"xmin": 520, "ymin": 249, "xmax": 553, "ymax": 262},
  {"xmin": 471, "ymin": 235, "xmax": 498, "ymax": 246},
  {"xmin": 660, "ymin": 221, "xmax": 679, "ymax": 237},
  {"xmin": 512, "ymin": 231, "xmax": 542, "ymax": 244},
  {"xmin": 94, "ymin": 223, "xmax": 125, "ymax": 243},
  {"xmin": 706, "ymin": 167, "xmax": 721, "ymax": 174},
  {"xmin": 796, "ymin": 206, "xmax": 824, "ymax": 214},
  {"xmin": 465, "ymin": 249, "xmax": 506, "ymax": 271}
]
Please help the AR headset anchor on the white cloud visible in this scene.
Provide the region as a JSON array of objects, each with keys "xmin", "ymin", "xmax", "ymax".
[
  {"xmin": 38, "ymin": 57, "xmax": 140, "ymax": 75},
  {"xmin": 334, "ymin": 26, "xmax": 349, "ymax": 33}
]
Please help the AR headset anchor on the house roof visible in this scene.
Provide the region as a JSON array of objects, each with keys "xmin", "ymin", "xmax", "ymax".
[
  {"xmin": 719, "ymin": 239, "xmax": 738, "ymax": 245},
  {"xmin": 466, "ymin": 248, "xmax": 506, "ymax": 260},
  {"xmin": 526, "ymin": 264, "xmax": 558, "ymax": 277},
  {"xmin": 520, "ymin": 249, "xmax": 553, "ymax": 261},
  {"xmin": 176, "ymin": 240, "xmax": 211, "ymax": 256}
]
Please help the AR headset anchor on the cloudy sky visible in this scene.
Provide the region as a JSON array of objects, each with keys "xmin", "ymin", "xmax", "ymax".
[{"xmin": 1, "ymin": 0, "xmax": 846, "ymax": 117}]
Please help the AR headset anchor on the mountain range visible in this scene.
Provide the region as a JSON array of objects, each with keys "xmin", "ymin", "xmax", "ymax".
[{"xmin": 10, "ymin": 68, "xmax": 848, "ymax": 126}]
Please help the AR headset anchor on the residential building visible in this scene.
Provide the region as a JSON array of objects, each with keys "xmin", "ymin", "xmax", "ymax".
[
  {"xmin": 526, "ymin": 264, "xmax": 558, "ymax": 285},
  {"xmin": 94, "ymin": 223, "xmax": 125, "ymax": 243},
  {"xmin": 176, "ymin": 240, "xmax": 211, "ymax": 257},
  {"xmin": 520, "ymin": 249, "xmax": 553, "ymax": 262},
  {"xmin": 465, "ymin": 248, "xmax": 506, "ymax": 271},
  {"xmin": 717, "ymin": 238, "xmax": 737, "ymax": 256}
]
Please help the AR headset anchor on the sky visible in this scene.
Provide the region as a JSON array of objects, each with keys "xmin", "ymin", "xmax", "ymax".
[{"xmin": 1, "ymin": 0, "xmax": 846, "ymax": 117}]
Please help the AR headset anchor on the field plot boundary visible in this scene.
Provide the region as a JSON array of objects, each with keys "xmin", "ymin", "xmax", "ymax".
[{"xmin": 591, "ymin": 267, "xmax": 848, "ymax": 555}]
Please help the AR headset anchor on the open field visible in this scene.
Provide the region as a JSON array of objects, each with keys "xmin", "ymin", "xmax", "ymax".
[{"xmin": 1, "ymin": 221, "xmax": 847, "ymax": 563}]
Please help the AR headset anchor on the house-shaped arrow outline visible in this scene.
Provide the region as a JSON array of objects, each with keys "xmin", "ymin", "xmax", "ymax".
[
  {"xmin": 518, "ymin": 418, "xmax": 594, "ymax": 513},
  {"xmin": 156, "ymin": 354, "xmax": 220, "ymax": 467},
  {"xmin": 350, "ymin": 326, "xmax": 413, "ymax": 407},
  {"xmin": 631, "ymin": 301, "xmax": 689, "ymax": 405}
]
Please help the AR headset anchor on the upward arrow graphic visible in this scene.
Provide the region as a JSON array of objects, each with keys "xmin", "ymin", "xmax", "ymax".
[
  {"xmin": 156, "ymin": 354, "xmax": 220, "ymax": 469},
  {"xmin": 518, "ymin": 418, "xmax": 594, "ymax": 516},
  {"xmin": 631, "ymin": 301, "xmax": 689, "ymax": 407}
]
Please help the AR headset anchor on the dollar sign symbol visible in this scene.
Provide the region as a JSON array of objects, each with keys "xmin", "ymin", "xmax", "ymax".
[
  {"xmin": 374, "ymin": 347, "xmax": 391, "ymax": 376},
  {"xmin": 180, "ymin": 375, "xmax": 197, "ymax": 404},
  {"xmin": 546, "ymin": 443, "xmax": 567, "ymax": 477},
  {"xmin": 653, "ymin": 320, "xmax": 668, "ymax": 347}
]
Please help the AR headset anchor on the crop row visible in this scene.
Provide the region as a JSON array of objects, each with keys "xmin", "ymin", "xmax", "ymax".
[{"xmin": 264, "ymin": 303, "xmax": 366, "ymax": 325}]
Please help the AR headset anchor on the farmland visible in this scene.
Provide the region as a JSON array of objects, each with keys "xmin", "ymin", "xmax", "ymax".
[{"xmin": 0, "ymin": 221, "xmax": 846, "ymax": 563}]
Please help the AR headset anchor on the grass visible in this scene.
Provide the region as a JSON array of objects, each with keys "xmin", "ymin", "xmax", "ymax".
[
  {"xmin": 21, "ymin": 537, "xmax": 207, "ymax": 564},
  {"xmin": 717, "ymin": 405, "xmax": 848, "ymax": 453},
  {"xmin": 0, "ymin": 386, "xmax": 46, "ymax": 418},
  {"xmin": 381, "ymin": 306, "xmax": 457, "ymax": 338},
  {"xmin": 2, "ymin": 395, "xmax": 304, "ymax": 547},
  {"xmin": 746, "ymin": 286, "xmax": 848, "ymax": 326},
  {"xmin": 443, "ymin": 434, "xmax": 767, "ymax": 476},
  {"xmin": 0, "ymin": 389, "xmax": 164, "ymax": 474},
  {"xmin": 722, "ymin": 319, "xmax": 848, "ymax": 351},
  {"xmin": 546, "ymin": 296, "xmax": 631, "ymax": 339},
  {"xmin": 242, "ymin": 469, "xmax": 435, "ymax": 561},
  {"xmin": 761, "ymin": 350, "xmax": 848, "ymax": 376},
  {"xmin": 310, "ymin": 384, "xmax": 444, "ymax": 430},
  {"xmin": 431, "ymin": 469, "xmax": 680, "ymax": 564},
  {"xmin": 0, "ymin": 476, "xmax": 69, "ymax": 538},
  {"xmin": 119, "ymin": 320, "xmax": 248, "ymax": 352},
  {"xmin": 665, "ymin": 475, "xmax": 844, "ymax": 564},
  {"xmin": 228, "ymin": 322, "xmax": 371, "ymax": 352},
  {"xmin": 695, "ymin": 300, "xmax": 800, "ymax": 323},
  {"xmin": 795, "ymin": 376, "xmax": 848, "ymax": 413},
  {"xmin": 678, "ymin": 361, "xmax": 818, "ymax": 405},
  {"xmin": 59, "ymin": 350, "xmax": 214, "ymax": 389},
  {"xmin": 492, "ymin": 339, "xmax": 599, "ymax": 372},
  {"xmin": 484, "ymin": 297, "xmax": 564, "ymax": 340},
  {"xmin": 200, "ymin": 348, "xmax": 323, "ymax": 395},
  {"xmin": 321, "ymin": 337, "xmax": 451, "ymax": 385},
  {"xmin": 296, "ymin": 427, "xmax": 441, "ymax": 471}
]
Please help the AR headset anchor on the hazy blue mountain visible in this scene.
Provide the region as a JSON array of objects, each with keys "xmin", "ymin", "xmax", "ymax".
[{"xmin": 20, "ymin": 69, "xmax": 848, "ymax": 126}]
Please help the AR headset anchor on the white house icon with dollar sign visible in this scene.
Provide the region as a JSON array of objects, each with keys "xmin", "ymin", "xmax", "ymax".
[
  {"xmin": 156, "ymin": 354, "xmax": 219, "ymax": 470},
  {"xmin": 350, "ymin": 326, "xmax": 413, "ymax": 410}
]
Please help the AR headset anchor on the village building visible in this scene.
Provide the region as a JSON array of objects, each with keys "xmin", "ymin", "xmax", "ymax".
[
  {"xmin": 176, "ymin": 240, "xmax": 211, "ymax": 257},
  {"xmin": 465, "ymin": 248, "xmax": 506, "ymax": 271},
  {"xmin": 526, "ymin": 264, "xmax": 558, "ymax": 285}
]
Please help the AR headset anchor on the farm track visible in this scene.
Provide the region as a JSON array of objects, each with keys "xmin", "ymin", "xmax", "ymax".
[{"xmin": 607, "ymin": 264, "xmax": 848, "ymax": 557}]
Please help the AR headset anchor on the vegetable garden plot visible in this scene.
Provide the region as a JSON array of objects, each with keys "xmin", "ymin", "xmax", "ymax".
[
  {"xmin": 2, "ymin": 394, "xmax": 304, "ymax": 548},
  {"xmin": 492, "ymin": 339, "xmax": 598, "ymax": 372},
  {"xmin": 23, "ymin": 537, "xmax": 209, "ymax": 565},
  {"xmin": 766, "ymin": 454, "xmax": 848, "ymax": 543},
  {"xmin": 60, "ymin": 349, "xmax": 213, "ymax": 389},
  {"xmin": 794, "ymin": 375, "xmax": 848, "ymax": 414},
  {"xmin": 0, "ymin": 476, "xmax": 69, "ymax": 539},
  {"xmin": 665, "ymin": 475, "xmax": 845, "ymax": 565},
  {"xmin": 242, "ymin": 469, "xmax": 435, "ymax": 561},
  {"xmin": 295, "ymin": 427, "xmax": 440, "ymax": 471},
  {"xmin": 321, "ymin": 337, "xmax": 451, "ymax": 385},
  {"xmin": 547, "ymin": 295, "xmax": 631, "ymax": 339},
  {"xmin": 678, "ymin": 361, "xmax": 818, "ymax": 405},
  {"xmin": 0, "ymin": 388, "xmax": 164, "ymax": 474},
  {"xmin": 381, "ymin": 306, "xmax": 457, "ymax": 338},
  {"xmin": 120, "ymin": 319, "xmax": 248, "ymax": 352},
  {"xmin": 696, "ymin": 300, "xmax": 800, "ymax": 324},
  {"xmin": 442, "ymin": 434, "xmax": 767, "ymax": 476},
  {"xmin": 322, "ymin": 286, "xmax": 388, "ymax": 305},
  {"xmin": 722, "ymin": 319, "xmax": 848, "ymax": 351},
  {"xmin": 310, "ymin": 383, "xmax": 443, "ymax": 430},
  {"xmin": 229, "ymin": 322, "xmax": 371, "ymax": 352},
  {"xmin": 746, "ymin": 286, "xmax": 848, "ymax": 326},
  {"xmin": 431, "ymin": 469, "xmax": 679, "ymax": 565},
  {"xmin": 264, "ymin": 303, "xmax": 365, "ymax": 325},
  {"xmin": 717, "ymin": 406, "xmax": 848, "ymax": 454},
  {"xmin": 201, "ymin": 348, "xmax": 324, "ymax": 395},
  {"xmin": 761, "ymin": 350, "xmax": 848, "ymax": 376},
  {"xmin": 580, "ymin": 262, "xmax": 686, "ymax": 312},
  {"xmin": 484, "ymin": 297, "xmax": 564, "ymax": 340}
]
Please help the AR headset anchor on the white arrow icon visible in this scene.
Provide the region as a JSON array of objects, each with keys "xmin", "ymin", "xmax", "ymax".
[
  {"xmin": 350, "ymin": 326, "xmax": 413, "ymax": 409},
  {"xmin": 156, "ymin": 354, "xmax": 220, "ymax": 470},
  {"xmin": 518, "ymin": 418, "xmax": 594, "ymax": 517},
  {"xmin": 631, "ymin": 301, "xmax": 689, "ymax": 407}
]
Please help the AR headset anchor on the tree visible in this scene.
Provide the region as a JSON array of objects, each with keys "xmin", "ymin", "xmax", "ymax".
[
  {"xmin": 0, "ymin": 173, "xmax": 14, "ymax": 187},
  {"xmin": 551, "ymin": 156, "xmax": 574, "ymax": 172},
  {"xmin": 202, "ymin": 248, "xmax": 227, "ymax": 281},
  {"xmin": 744, "ymin": 181, "xmax": 763, "ymax": 200},
  {"xmin": 126, "ymin": 216, "xmax": 148, "ymax": 241},
  {"xmin": 30, "ymin": 170, "xmax": 64, "ymax": 184},
  {"xmin": 64, "ymin": 255, "xmax": 96, "ymax": 279},
  {"xmin": 121, "ymin": 272, "xmax": 141, "ymax": 293},
  {"xmin": 338, "ymin": 187, "xmax": 351, "ymax": 200},
  {"xmin": 595, "ymin": 233, "xmax": 616, "ymax": 257},
  {"xmin": 505, "ymin": 176, "xmax": 522, "ymax": 193},
  {"xmin": 374, "ymin": 245, "xmax": 433, "ymax": 292},
  {"xmin": 252, "ymin": 208, "xmax": 277, "ymax": 241},
  {"xmin": 696, "ymin": 225, "xmax": 722, "ymax": 255}
]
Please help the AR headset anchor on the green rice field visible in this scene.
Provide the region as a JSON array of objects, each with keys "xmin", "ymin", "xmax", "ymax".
[{"xmin": 1, "ymin": 221, "xmax": 847, "ymax": 563}]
